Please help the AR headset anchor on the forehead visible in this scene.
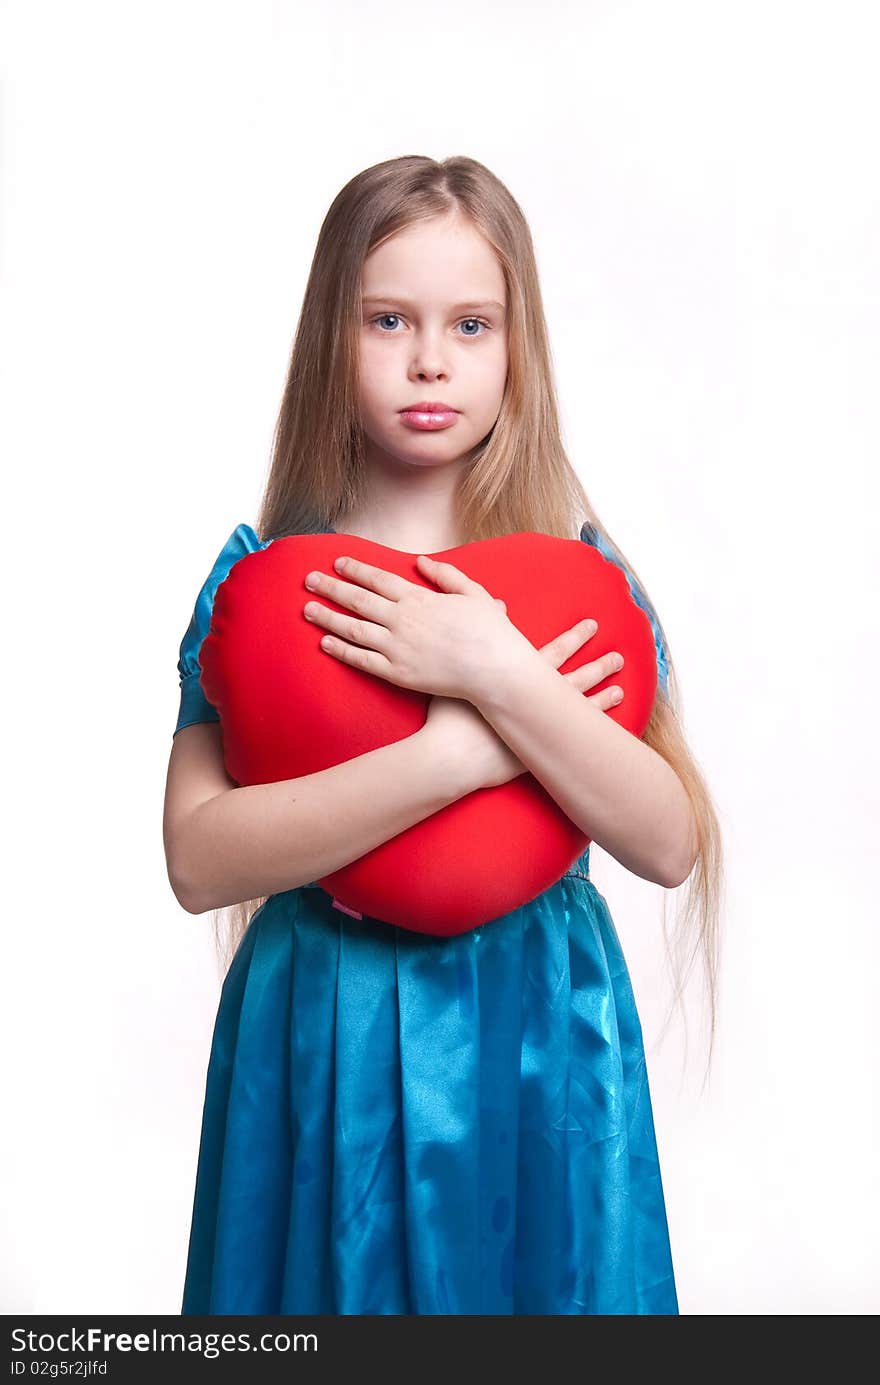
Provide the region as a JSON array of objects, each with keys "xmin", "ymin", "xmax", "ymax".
[{"xmin": 361, "ymin": 218, "xmax": 506, "ymax": 306}]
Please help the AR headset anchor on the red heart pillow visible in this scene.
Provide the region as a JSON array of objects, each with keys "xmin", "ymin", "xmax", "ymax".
[{"xmin": 198, "ymin": 531, "xmax": 657, "ymax": 936}]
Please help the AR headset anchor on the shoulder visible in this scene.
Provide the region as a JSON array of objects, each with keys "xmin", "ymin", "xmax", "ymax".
[
  {"xmin": 177, "ymin": 522, "xmax": 270, "ymax": 671},
  {"xmin": 192, "ymin": 522, "xmax": 270, "ymax": 611},
  {"xmin": 173, "ymin": 522, "xmax": 272, "ymax": 737},
  {"xmin": 578, "ymin": 520, "xmax": 669, "ymax": 696},
  {"xmin": 578, "ymin": 519, "xmax": 612, "ymax": 555},
  {"xmin": 206, "ymin": 521, "xmax": 270, "ymax": 578}
]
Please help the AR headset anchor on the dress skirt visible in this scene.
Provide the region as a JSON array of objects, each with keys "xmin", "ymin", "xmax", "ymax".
[{"xmin": 180, "ymin": 874, "xmax": 679, "ymax": 1315}]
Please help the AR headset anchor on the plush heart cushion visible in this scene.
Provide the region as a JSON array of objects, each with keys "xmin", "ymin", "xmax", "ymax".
[{"xmin": 198, "ymin": 531, "xmax": 657, "ymax": 936}]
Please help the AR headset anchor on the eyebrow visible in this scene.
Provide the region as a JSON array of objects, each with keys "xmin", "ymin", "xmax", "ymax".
[{"xmin": 362, "ymin": 295, "xmax": 507, "ymax": 315}]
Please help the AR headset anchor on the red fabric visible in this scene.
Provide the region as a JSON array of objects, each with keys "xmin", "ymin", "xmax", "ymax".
[{"xmin": 199, "ymin": 531, "xmax": 658, "ymax": 936}]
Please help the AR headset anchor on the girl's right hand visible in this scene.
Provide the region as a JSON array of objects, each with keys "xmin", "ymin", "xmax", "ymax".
[{"xmin": 423, "ymin": 605, "xmax": 627, "ymax": 791}]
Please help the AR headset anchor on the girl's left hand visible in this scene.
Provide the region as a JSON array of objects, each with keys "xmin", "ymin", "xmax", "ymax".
[{"xmin": 302, "ymin": 553, "xmax": 537, "ymax": 703}]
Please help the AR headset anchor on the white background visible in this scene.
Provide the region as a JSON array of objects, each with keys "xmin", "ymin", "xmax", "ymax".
[{"xmin": 2, "ymin": 0, "xmax": 877, "ymax": 1315}]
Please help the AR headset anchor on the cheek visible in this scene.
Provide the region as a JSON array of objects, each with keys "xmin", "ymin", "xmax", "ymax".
[
  {"xmin": 468, "ymin": 348, "xmax": 508, "ymax": 422},
  {"xmin": 358, "ymin": 344, "xmax": 398, "ymax": 413},
  {"xmin": 356, "ymin": 386, "xmax": 385, "ymax": 437},
  {"xmin": 473, "ymin": 335, "xmax": 507, "ymax": 383}
]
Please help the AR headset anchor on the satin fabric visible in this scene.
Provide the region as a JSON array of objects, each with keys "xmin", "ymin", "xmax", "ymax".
[
  {"xmin": 176, "ymin": 522, "xmax": 678, "ymax": 1314},
  {"xmin": 181, "ymin": 878, "xmax": 677, "ymax": 1315}
]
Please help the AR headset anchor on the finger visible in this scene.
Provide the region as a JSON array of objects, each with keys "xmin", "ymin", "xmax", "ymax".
[
  {"xmin": 580, "ymin": 681, "xmax": 624, "ymax": 709},
  {"xmin": 538, "ymin": 618, "xmax": 596, "ymax": 664},
  {"xmin": 329, "ymin": 555, "xmax": 409, "ymax": 602},
  {"xmin": 573, "ymin": 641, "xmax": 623, "ymax": 688},
  {"xmin": 316, "ymin": 631, "xmax": 398, "ymax": 681},
  {"xmin": 416, "ymin": 554, "xmax": 482, "ymax": 595},
  {"xmin": 306, "ymin": 567, "xmax": 397, "ymax": 623},
  {"xmin": 304, "ymin": 601, "xmax": 393, "ymax": 656},
  {"xmin": 562, "ymin": 651, "xmax": 624, "ymax": 694}
]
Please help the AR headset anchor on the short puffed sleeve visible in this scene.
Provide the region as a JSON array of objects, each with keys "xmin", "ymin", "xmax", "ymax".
[
  {"xmin": 173, "ymin": 522, "xmax": 270, "ymax": 738},
  {"xmin": 579, "ymin": 520, "xmax": 670, "ymax": 698}
]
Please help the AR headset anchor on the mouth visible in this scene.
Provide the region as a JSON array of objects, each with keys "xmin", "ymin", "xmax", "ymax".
[{"xmin": 398, "ymin": 405, "xmax": 460, "ymax": 431}]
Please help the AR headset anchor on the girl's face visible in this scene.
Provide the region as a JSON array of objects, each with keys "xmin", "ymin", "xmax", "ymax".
[{"xmin": 357, "ymin": 213, "xmax": 509, "ymax": 475}]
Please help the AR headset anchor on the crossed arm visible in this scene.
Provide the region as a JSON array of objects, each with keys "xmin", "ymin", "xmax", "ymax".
[
  {"xmin": 299, "ymin": 550, "xmax": 696, "ymax": 889},
  {"xmin": 474, "ymin": 651, "xmax": 697, "ymax": 889}
]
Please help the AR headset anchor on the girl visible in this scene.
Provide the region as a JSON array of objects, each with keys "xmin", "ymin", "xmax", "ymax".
[{"xmin": 164, "ymin": 155, "xmax": 723, "ymax": 1316}]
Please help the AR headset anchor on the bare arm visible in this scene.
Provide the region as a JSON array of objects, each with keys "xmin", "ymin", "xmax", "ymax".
[
  {"xmin": 163, "ymin": 723, "xmax": 474, "ymax": 914},
  {"xmin": 472, "ymin": 652, "xmax": 697, "ymax": 888}
]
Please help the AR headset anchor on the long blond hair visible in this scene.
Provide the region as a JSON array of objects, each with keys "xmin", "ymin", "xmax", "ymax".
[{"xmin": 211, "ymin": 154, "xmax": 725, "ymax": 1080}]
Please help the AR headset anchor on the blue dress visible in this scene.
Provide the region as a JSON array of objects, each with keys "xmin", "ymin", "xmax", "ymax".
[{"xmin": 175, "ymin": 522, "xmax": 679, "ymax": 1315}]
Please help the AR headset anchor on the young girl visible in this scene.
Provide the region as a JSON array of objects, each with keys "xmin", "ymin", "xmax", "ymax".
[{"xmin": 164, "ymin": 155, "xmax": 723, "ymax": 1317}]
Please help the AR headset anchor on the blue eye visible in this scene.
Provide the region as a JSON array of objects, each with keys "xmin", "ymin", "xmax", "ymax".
[
  {"xmin": 369, "ymin": 313, "xmax": 490, "ymax": 337},
  {"xmin": 458, "ymin": 317, "xmax": 488, "ymax": 336}
]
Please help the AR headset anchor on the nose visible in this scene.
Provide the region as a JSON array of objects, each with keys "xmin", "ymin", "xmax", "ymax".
[{"xmin": 408, "ymin": 329, "xmax": 451, "ymax": 381}]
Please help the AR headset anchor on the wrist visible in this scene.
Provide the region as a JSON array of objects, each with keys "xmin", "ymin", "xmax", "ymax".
[
  {"xmin": 467, "ymin": 643, "xmax": 545, "ymax": 718},
  {"xmin": 412, "ymin": 723, "xmax": 482, "ymax": 800}
]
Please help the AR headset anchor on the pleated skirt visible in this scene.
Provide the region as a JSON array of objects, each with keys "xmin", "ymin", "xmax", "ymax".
[{"xmin": 181, "ymin": 874, "xmax": 679, "ymax": 1315}]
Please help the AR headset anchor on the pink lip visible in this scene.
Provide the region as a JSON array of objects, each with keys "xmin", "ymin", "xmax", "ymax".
[
  {"xmin": 399, "ymin": 401, "xmax": 460, "ymax": 413},
  {"xmin": 399, "ymin": 408, "xmax": 459, "ymax": 431}
]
